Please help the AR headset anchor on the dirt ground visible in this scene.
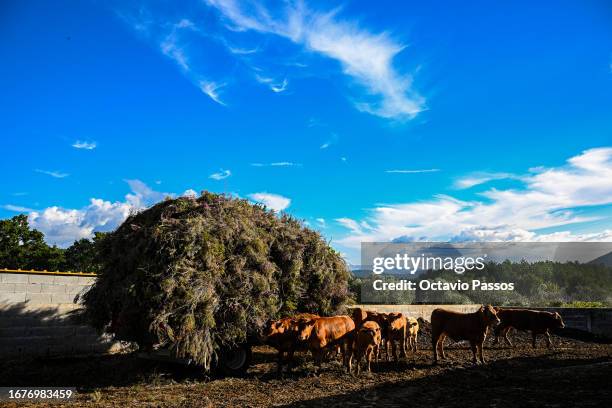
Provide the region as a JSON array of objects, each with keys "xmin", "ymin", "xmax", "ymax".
[{"xmin": 1, "ymin": 330, "xmax": 610, "ymax": 408}]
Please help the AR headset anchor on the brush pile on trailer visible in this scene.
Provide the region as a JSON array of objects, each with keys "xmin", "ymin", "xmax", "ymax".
[{"xmin": 83, "ymin": 192, "xmax": 351, "ymax": 371}]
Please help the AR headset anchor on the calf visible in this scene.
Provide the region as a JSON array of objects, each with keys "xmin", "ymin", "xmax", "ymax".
[
  {"xmin": 350, "ymin": 320, "xmax": 381, "ymax": 375},
  {"xmin": 297, "ymin": 315, "xmax": 355, "ymax": 372},
  {"xmin": 386, "ymin": 313, "xmax": 407, "ymax": 362},
  {"xmin": 262, "ymin": 313, "xmax": 319, "ymax": 373},
  {"xmin": 493, "ymin": 308, "xmax": 565, "ymax": 348},
  {"xmin": 431, "ymin": 305, "xmax": 500, "ymax": 365},
  {"xmin": 406, "ymin": 317, "xmax": 419, "ymax": 353},
  {"xmin": 352, "ymin": 308, "xmax": 390, "ymax": 360}
]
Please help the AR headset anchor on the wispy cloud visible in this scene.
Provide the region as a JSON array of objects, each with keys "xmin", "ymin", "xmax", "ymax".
[
  {"xmin": 204, "ymin": 0, "xmax": 425, "ymax": 120},
  {"xmin": 270, "ymin": 78, "xmax": 289, "ymax": 93},
  {"xmin": 2, "ymin": 204, "xmax": 36, "ymax": 213},
  {"xmin": 337, "ymin": 147, "xmax": 612, "ymax": 250},
  {"xmin": 199, "ymin": 81, "xmax": 226, "ymax": 105},
  {"xmin": 385, "ymin": 168, "xmax": 440, "ymax": 174},
  {"xmin": 248, "ymin": 192, "xmax": 291, "ymax": 211},
  {"xmin": 320, "ymin": 132, "xmax": 339, "ymax": 149},
  {"xmin": 250, "ymin": 162, "xmax": 301, "ymax": 167},
  {"xmin": 72, "ymin": 140, "xmax": 97, "ymax": 150},
  {"xmin": 454, "ymin": 172, "xmax": 521, "ymax": 189},
  {"xmin": 35, "ymin": 169, "xmax": 69, "ymax": 178},
  {"xmin": 118, "ymin": 11, "xmax": 228, "ymax": 106},
  {"xmin": 255, "ymin": 74, "xmax": 289, "ymax": 93},
  {"xmin": 11, "ymin": 192, "xmax": 28, "ymax": 196},
  {"xmin": 209, "ymin": 169, "xmax": 232, "ymax": 180}
]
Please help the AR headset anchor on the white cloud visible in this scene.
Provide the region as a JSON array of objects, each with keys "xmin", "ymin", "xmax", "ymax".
[
  {"xmin": 454, "ymin": 172, "xmax": 520, "ymax": 189},
  {"xmin": 182, "ymin": 189, "xmax": 198, "ymax": 198},
  {"xmin": 385, "ymin": 168, "xmax": 440, "ymax": 174},
  {"xmin": 316, "ymin": 218, "xmax": 326, "ymax": 227},
  {"xmin": 124, "ymin": 179, "xmax": 172, "ymax": 207},
  {"xmin": 255, "ymin": 74, "xmax": 289, "ymax": 93},
  {"xmin": 320, "ymin": 142, "xmax": 330, "ymax": 149},
  {"xmin": 199, "ymin": 81, "xmax": 227, "ymax": 105},
  {"xmin": 204, "ymin": 0, "xmax": 424, "ymax": 120},
  {"xmin": 335, "ymin": 217, "xmax": 364, "ymax": 234},
  {"xmin": 248, "ymin": 192, "xmax": 291, "ymax": 211},
  {"xmin": 209, "ymin": 169, "xmax": 232, "ymax": 180},
  {"xmin": 72, "ymin": 141, "xmax": 97, "ymax": 150},
  {"xmin": 270, "ymin": 79, "xmax": 288, "ymax": 93},
  {"xmin": 2, "ymin": 204, "xmax": 35, "ymax": 213},
  {"xmin": 250, "ymin": 162, "xmax": 301, "ymax": 167},
  {"xmin": 120, "ymin": 12, "xmax": 227, "ymax": 106},
  {"xmin": 24, "ymin": 180, "xmax": 173, "ymax": 247},
  {"xmin": 337, "ymin": 148, "xmax": 612, "ymax": 249},
  {"xmin": 35, "ymin": 169, "xmax": 69, "ymax": 178}
]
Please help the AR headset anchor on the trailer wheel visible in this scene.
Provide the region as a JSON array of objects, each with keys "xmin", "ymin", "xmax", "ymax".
[{"xmin": 218, "ymin": 343, "xmax": 251, "ymax": 376}]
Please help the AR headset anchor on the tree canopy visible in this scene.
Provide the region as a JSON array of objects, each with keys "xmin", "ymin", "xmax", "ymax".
[{"xmin": 0, "ymin": 214, "xmax": 105, "ymax": 272}]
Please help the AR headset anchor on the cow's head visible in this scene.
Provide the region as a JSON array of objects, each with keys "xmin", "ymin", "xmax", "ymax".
[
  {"xmin": 352, "ymin": 308, "xmax": 368, "ymax": 327},
  {"xmin": 386, "ymin": 312, "xmax": 404, "ymax": 329},
  {"xmin": 553, "ymin": 312, "xmax": 565, "ymax": 329},
  {"xmin": 262, "ymin": 318, "xmax": 287, "ymax": 341},
  {"xmin": 296, "ymin": 318, "xmax": 317, "ymax": 341},
  {"xmin": 481, "ymin": 304, "xmax": 501, "ymax": 327}
]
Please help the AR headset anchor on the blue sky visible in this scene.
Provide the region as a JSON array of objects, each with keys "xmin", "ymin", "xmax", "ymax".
[{"xmin": 1, "ymin": 0, "xmax": 611, "ymax": 263}]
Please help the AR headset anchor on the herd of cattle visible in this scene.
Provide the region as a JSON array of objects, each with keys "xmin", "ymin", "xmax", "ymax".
[{"xmin": 262, "ymin": 306, "xmax": 566, "ymax": 375}]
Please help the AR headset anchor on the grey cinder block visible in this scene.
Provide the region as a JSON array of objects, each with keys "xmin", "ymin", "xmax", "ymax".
[
  {"xmin": 28, "ymin": 275, "xmax": 56, "ymax": 284},
  {"xmin": 24, "ymin": 293, "xmax": 53, "ymax": 304},
  {"xmin": 1, "ymin": 274, "xmax": 29, "ymax": 284},
  {"xmin": 0, "ymin": 292, "xmax": 27, "ymax": 304}
]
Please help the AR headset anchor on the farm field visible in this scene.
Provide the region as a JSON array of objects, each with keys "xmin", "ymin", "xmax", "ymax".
[{"xmin": 1, "ymin": 331, "xmax": 610, "ymax": 407}]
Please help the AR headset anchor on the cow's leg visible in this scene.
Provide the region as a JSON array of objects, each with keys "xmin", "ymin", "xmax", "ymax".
[
  {"xmin": 347, "ymin": 345, "xmax": 353, "ymax": 374},
  {"xmin": 503, "ymin": 327, "xmax": 513, "ymax": 347},
  {"xmin": 470, "ymin": 341, "xmax": 478, "ymax": 365},
  {"xmin": 390, "ymin": 339, "xmax": 398, "ymax": 363},
  {"xmin": 277, "ymin": 350, "xmax": 285, "ymax": 374},
  {"xmin": 312, "ymin": 349, "xmax": 324, "ymax": 375},
  {"xmin": 432, "ymin": 333, "xmax": 439, "ymax": 363},
  {"xmin": 439, "ymin": 334, "xmax": 447, "ymax": 359},
  {"xmin": 532, "ymin": 333, "xmax": 538, "ymax": 349},
  {"xmin": 478, "ymin": 340, "xmax": 486, "ymax": 364},
  {"xmin": 401, "ymin": 330, "xmax": 407, "ymax": 358},
  {"xmin": 545, "ymin": 330, "xmax": 553, "ymax": 348},
  {"xmin": 366, "ymin": 347, "xmax": 373, "ymax": 372},
  {"xmin": 286, "ymin": 348, "xmax": 297, "ymax": 371}
]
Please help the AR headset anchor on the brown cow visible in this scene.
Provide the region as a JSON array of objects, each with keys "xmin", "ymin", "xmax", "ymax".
[
  {"xmin": 350, "ymin": 320, "xmax": 382, "ymax": 375},
  {"xmin": 431, "ymin": 305, "xmax": 500, "ymax": 365},
  {"xmin": 386, "ymin": 312, "xmax": 407, "ymax": 362},
  {"xmin": 492, "ymin": 308, "xmax": 565, "ymax": 348},
  {"xmin": 262, "ymin": 313, "xmax": 319, "ymax": 373},
  {"xmin": 406, "ymin": 317, "xmax": 419, "ymax": 353},
  {"xmin": 297, "ymin": 315, "xmax": 355, "ymax": 372},
  {"xmin": 351, "ymin": 308, "xmax": 390, "ymax": 360}
]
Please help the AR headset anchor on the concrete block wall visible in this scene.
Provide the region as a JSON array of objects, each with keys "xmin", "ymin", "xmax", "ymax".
[{"xmin": 0, "ymin": 272, "xmax": 124, "ymax": 359}]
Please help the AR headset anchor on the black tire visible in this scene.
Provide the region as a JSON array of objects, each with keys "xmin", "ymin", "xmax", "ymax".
[{"xmin": 217, "ymin": 343, "xmax": 252, "ymax": 377}]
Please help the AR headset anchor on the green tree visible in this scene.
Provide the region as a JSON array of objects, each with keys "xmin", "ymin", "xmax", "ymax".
[
  {"xmin": 63, "ymin": 232, "xmax": 107, "ymax": 273},
  {"xmin": 0, "ymin": 214, "xmax": 64, "ymax": 270}
]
